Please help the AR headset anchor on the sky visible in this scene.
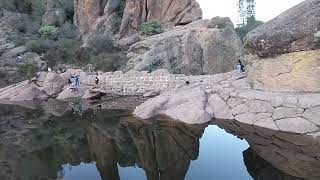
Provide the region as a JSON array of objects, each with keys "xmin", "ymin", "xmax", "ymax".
[{"xmin": 196, "ymin": 0, "xmax": 304, "ymax": 24}]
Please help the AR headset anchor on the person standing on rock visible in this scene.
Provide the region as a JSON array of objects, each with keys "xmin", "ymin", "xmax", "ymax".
[
  {"xmin": 75, "ymin": 74, "xmax": 80, "ymax": 90},
  {"xmin": 95, "ymin": 76, "xmax": 99, "ymax": 85},
  {"xmin": 236, "ymin": 60, "xmax": 245, "ymax": 73},
  {"xmin": 16, "ymin": 55, "xmax": 22, "ymax": 64}
]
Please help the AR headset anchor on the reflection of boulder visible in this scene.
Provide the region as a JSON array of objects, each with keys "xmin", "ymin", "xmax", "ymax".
[
  {"xmin": 0, "ymin": 105, "xmax": 92, "ymax": 180},
  {"xmin": 87, "ymin": 116, "xmax": 207, "ymax": 180},
  {"xmin": 214, "ymin": 119, "xmax": 320, "ymax": 180},
  {"xmin": 243, "ymin": 148, "xmax": 303, "ymax": 180},
  {"xmin": 88, "ymin": 127, "xmax": 121, "ymax": 180}
]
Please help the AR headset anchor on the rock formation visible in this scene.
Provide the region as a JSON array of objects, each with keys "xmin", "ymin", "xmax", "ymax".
[
  {"xmin": 42, "ymin": 0, "xmax": 68, "ymax": 26},
  {"xmin": 244, "ymin": 0, "xmax": 320, "ymax": 92},
  {"xmin": 244, "ymin": 0, "xmax": 320, "ymax": 58},
  {"xmin": 126, "ymin": 17, "xmax": 244, "ymax": 74},
  {"xmin": 118, "ymin": 0, "xmax": 202, "ymax": 38},
  {"xmin": 74, "ymin": 0, "xmax": 202, "ymax": 37}
]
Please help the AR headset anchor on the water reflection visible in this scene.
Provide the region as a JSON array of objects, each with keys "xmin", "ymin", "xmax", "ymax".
[
  {"xmin": 215, "ymin": 119, "xmax": 320, "ymax": 180},
  {"xmin": 0, "ymin": 103, "xmax": 207, "ymax": 180},
  {"xmin": 0, "ymin": 101, "xmax": 319, "ymax": 180}
]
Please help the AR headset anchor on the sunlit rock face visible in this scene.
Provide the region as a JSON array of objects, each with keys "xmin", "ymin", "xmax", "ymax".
[
  {"xmin": 246, "ymin": 50, "xmax": 320, "ymax": 92},
  {"xmin": 215, "ymin": 119, "xmax": 320, "ymax": 180}
]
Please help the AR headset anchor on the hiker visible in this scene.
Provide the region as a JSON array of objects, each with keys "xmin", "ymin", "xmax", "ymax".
[
  {"xmin": 236, "ymin": 60, "xmax": 245, "ymax": 73},
  {"xmin": 75, "ymin": 74, "xmax": 80, "ymax": 90},
  {"xmin": 16, "ymin": 55, "xmax": 22, "ymax": 64},
  {"xmin": 95, "ymin": 76, "xmax": 99, "ymax": 85}
]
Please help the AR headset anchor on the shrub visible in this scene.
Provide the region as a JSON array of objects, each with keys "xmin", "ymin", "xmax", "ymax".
[
  {"xmin": 87, "ymin": 34, "xmax": 115, "ymax": 53},
  {"xmin": 26, "ymin": 39, "xmax": 54, "ymax": 54},
  {"xmin": 39, "ymin": 26, "xmax": 59, "ymax": 40},
  {"xmin": 43, "ymin": 38, "xmax": 82, "ymax": 67},
  {"xmin": 59, "ymin": 22, "xmax": 78, "ymax": 39},
  {"xmin": 141, "ymin": 21, "xmax": 164, "ymax": 36},
  {"xmin": 17, "ymin": 61, "xmax": 38, "ymax": 79}
]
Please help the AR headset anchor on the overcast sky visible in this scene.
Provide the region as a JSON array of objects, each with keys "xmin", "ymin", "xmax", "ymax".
[{"xmin": 196, "ymin": 0, "xmax": 304, "ymax": 24}]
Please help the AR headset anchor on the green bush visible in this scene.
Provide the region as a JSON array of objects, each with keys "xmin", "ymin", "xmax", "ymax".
[
  {"xmin": 141, "ymin": 21, "xmax": 164, "ymax": 36},
  {"xmin": 39, "ymin": 26, "xmax": 59, "ymax": 40},
  {"xmin": 17, "ymin": 61, "xmax": 38, "ymax": 79},
  {"xmin": 236, "ymin": 17, "xmax": 264, "ymax": 41},
  {"xmin": 87, "ymin": 34, "xmax": 115, "ymax": 53}
]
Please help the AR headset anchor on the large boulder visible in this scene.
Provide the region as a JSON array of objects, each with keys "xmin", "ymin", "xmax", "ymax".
[
  {"xmin": 134, "ymin": 84, "xmax": 213, "ymax": 124},
  {"xmin": 40, "ymin": 72, "xmax": 66, "ymax": 96},
  {"xmin": 0, "ymin": 81, "xmax": 48, "ymax": 101},
  {"xmin": 244, "ymin": 0, "xmax": 320, "ymax": 58},
  {"xmin": 244, "ymin": 0, "xmax": 320, "ymax": 93},
  {"xmin": 126, "ymin": 17, "xmax": 244, "ymax": 75}
]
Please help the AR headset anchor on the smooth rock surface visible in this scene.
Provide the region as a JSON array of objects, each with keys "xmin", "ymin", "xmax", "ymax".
[
  {"xmin": 247, "ymin": 50, "xmax": 320, "ymax": 92},
  {"xmin": 244, "ymin": 0, "xmax": 320, "ymax": 58}
]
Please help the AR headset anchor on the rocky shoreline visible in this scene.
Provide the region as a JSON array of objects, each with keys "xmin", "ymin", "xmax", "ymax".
[{"xmin": 1, "ymin": 68, "xmax": 320, "ymax": 137}]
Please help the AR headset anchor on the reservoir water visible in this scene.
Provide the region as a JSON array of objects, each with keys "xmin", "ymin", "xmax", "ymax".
[{"xmin": 0, "ymin": 100, "xmax": 318, "ymax": 180}]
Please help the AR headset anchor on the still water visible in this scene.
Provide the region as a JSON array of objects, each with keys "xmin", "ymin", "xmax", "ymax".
[{"xmin": 0, "ymin": 100, "xmax": 319, "ymax": 180}]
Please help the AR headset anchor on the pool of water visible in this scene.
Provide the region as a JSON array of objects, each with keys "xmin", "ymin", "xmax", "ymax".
[{"xmin": 0, "ymin": 101, "xmax": 318, "ymax": 180}]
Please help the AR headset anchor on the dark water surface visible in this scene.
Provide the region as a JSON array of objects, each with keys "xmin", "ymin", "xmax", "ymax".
[{"xmin": 0, "ymin": 100, "xmax": 319, "ymax": 180}]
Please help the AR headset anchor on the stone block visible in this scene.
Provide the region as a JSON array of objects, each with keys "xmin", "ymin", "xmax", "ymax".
[
  {"xmin": 275, "ymin": 117, "xmax": 319, "ymax": 134},
  {"xmin": 248, "ymin": 100, "xmax": 274, "ymax": 113},
  {"xmin": 303, "ymin": 106, "xmax": 320, "ymax": 126},
  {"xmin": 208, "ymin": 94, "xmax": 234, "ymax": 120},
  {"xmin": 273, "ymin": 107, "xmax": 304, "ymax": 120},
  {"xmin": 254, "ymin": 118, "xmax": 279, "ymax": 131}
]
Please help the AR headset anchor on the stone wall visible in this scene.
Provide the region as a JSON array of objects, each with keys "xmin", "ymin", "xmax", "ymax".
[{"xmin": 81, "ymin": 70, "xmax": 218, "ymax": 96}]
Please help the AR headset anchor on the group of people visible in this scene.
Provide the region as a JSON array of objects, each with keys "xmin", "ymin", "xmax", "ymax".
[{"xmin": 68, "ymin": 74, "xmax": 81, "ymax": 91}]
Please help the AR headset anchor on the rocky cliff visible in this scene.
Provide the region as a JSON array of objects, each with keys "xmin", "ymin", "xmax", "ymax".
[{"xmin": 74, "ymin": 0, "xmax": 202, "ymax": 38}]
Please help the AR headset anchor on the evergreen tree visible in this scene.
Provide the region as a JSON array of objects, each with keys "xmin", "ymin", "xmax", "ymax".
[{"xmin": 236, "ymin": 0, "xmax": 263, "ymax": 41}]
